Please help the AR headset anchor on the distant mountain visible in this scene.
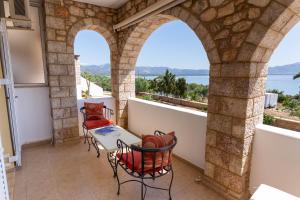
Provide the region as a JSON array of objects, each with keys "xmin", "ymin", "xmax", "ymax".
[
  {"xmin": 268, "ymin": 62, "xmax": 300, "ymax": 75},
  {"xmin": 81, "ymin": 62, "xmax": 300, "ymax": 76},
  {"xmin": 81, "ymin": 64, "xmax": 209, "ymax": 76}
]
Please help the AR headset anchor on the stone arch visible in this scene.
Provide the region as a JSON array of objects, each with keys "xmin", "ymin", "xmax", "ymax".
[
  {"xmin": 115, "ymin": 7, "xmax": 219, "ymax": 127},
  {"xmin": 67, "ymin": 17, "xmax": 119, "ymax": 97},
  {"xmin": 238, "ymin": 0, "xmax": 300, "ymax": 63},
  {"xmin": 119, "ymin": 8, "xmax": 219, "ymax": 69}
]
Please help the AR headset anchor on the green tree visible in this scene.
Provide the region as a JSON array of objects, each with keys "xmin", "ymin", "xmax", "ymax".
[
  {"xmin": 135, "ymin": 77, "xmax": 150, "ymax": 93},
  {"xmin": 293, "ymin": 72, "xmax": 300, "ymax": 80},
  {"xmin": 94, "ymin": 75, "xmax": 111, "ymax": 91},
  {"xmin": 162, "ymin": 69, "xmax": 176, "ymax": 96},
  {"xmin": 174, "ymin": 78, "xmax": 187, "ymax": 98},
  {"xmin": 81, "ymin": 72, "xmax": 95, "ymax": 96}
]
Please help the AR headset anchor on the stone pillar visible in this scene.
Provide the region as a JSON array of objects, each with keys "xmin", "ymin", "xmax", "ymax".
[
  {"xmin": 203, "ymin": 62, "xmax": 266, "ymax": 199},
  {"xmin": 114, "ymin": 68, "xmax": 135, "ymax": 128},
  {"xmin": 45, "ymin": 1, "xmax": 79, "ymax": 144}
]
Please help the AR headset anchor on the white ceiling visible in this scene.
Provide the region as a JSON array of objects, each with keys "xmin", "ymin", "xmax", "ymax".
[{"xmin": 74, "ymin": 0, "xmax": 129, "ymax": 9}]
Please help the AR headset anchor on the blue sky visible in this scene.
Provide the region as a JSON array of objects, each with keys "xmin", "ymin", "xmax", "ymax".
[{"xmin": 74, "ymin": 20, "xmax": 300, "ymax": 69}]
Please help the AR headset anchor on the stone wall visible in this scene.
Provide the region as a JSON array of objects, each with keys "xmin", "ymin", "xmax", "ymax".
[
  {"xmin": 138, "ymin": 92, "xmax": 208, "ymax": 110},
  {"xmin": 274, "ymin": 117, "xmax": 300, "ymax": 132},
  {"xmin": 44, "ymin": 0, "xmax": 118, "ymax": 143}
]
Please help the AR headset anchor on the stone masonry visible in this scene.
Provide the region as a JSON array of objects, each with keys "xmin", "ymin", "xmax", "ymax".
[
  {"xmin": 44, "ymin": 0, "xmax": 118, "ymax": 143},
  {"xmin": 43, "ymin": 0, "xmax": 300, "ymax": 199}
]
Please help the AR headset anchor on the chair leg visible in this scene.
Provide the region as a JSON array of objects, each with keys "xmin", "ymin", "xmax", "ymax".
[
  {"xmin": 141, "ymin": 178, "xmax": 144, "ymax": 200},
  {"xmin": 83, "ymin": 126, "xmax": 87, "ymax": 144},
  {"xmin": 169, "ymin": 167, "xmax": 174, "ymax": 200},
  {"xmin": 87, "ymin": 134, "xmax": 91, "ymax": 151},
  {"xmin": 116, "ymin": 163, "xmax": 120, "ymax": 195}
]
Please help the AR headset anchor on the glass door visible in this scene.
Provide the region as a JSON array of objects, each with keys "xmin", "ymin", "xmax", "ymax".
[{"xmin": 0, "ymin": 19, "xmax": 21, "ymax": 166}]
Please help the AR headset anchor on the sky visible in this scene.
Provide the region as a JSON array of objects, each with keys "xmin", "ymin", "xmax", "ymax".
[{"xmin": 74, "ymin": 20, "xmax": 300, "ymax": 69}]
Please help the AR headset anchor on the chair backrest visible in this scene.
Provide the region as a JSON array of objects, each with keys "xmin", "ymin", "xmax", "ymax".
[
  {"xmin": 84, "ymin": 102, "xmax": 104, "ymax": 120},
  {"xmin": 131, "ymin": 131, "xmax": 177, "ymax": 177}
]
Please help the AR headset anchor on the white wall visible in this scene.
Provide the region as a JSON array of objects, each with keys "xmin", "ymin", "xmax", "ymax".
[
  {"xmin": 14, "ymin": 87, "xmax": 52, "ymax": 145},
  {"xmin": 250, "ymin": 124, "xmax": 300, "ymax": 197},
  {"xmin": 7, "ymin": 6, "xmax": 46, "ymax": 85},
  {"xmin": 77, "ymin": 96, "xmax": 116, "ymax": 136},
  {"xmin": 128, "ymin": 98, "xmax": 207, "ymax": 169},
  {"xmin": 77, "ymin": 77, "xmax": 104, "ymax": 99}
]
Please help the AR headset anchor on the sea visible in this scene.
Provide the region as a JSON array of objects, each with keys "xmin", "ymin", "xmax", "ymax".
[{"xmin": 138, "ymin": 74, "xmax": 300, "ymax": 95}]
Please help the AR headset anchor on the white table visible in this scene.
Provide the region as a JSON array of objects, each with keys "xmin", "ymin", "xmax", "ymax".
[
  {"xmin": 89, "ymin": 125, "xmax": 141, "ymax": 176},
  {"xmin": 250, "ymin": 184, "xmax": 300, "ymax": 200}
]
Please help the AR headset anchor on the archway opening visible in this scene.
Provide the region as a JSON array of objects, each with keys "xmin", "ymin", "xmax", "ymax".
[
  {"xmin": 134, "ymin": 20, "xmax": 210, "ymax": 110},
  {"xmin": 264, "ymin": 21, "xmax": 300, "ymax": 130},
  {"xmin": 74, "ymin": 30, "xmax": 111, "ymax": 99}
]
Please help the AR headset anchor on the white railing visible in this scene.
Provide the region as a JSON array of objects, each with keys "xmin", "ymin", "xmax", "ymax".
[
  {"xmin": 0, "ymin": 137, "xmax": 9, "ymax": 200},
  {"xmin": 250, "ymin": 124, "xmax": 300, "ymax": 197},
  {"xmin": 77, "ymin": 96, "xmax": 116, "ymax": 136},
  {"xmin": 128, "ymin": 97, "xmax": 207, "ymax": 169}
]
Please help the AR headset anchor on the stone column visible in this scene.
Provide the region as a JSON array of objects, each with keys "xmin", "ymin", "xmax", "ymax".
[
  {"xmin": 203, "ymin": 62, "xmax": 266, "ymax": 199},
  {"xmin": 114, "ymin": 68, "xmax": 136, "ymax": 128},
  {"xmin": 45, "ymin": 1, "xmax": 79, "ymax": 144}
]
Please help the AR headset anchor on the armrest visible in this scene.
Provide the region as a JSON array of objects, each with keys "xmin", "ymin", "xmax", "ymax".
[
  {"xmin": 103, "ymin": 105, "xmax": 114, "ymax": 119},
  {"xmin": 80, "ymin": 107, "xmax": 87, "ymax": 122},
  {"xmin": 154, "ymin": 130, "xmax": 166, "ymax": 136}
]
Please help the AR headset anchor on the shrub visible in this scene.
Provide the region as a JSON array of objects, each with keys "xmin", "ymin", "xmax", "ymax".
[
  {"xmin": 142, "ymin": 94, "xmax": 153, "ymax": 101},
  {"xmin": 136, "ymin": 77, "xmax": 150, "ymax": 93},
  {"xmin": 263, "ymin": 114, "xmax": 275, "ymax": 125},
  {"xmin": 291, "ymin": 108, "xmax": 300, "ymax": 118},
  {"xmin": 283, "ymin": 99, "xmax": 300, "ymax": 110}
]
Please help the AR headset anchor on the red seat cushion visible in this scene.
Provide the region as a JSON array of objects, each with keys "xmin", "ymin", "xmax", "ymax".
[
  {"xmin": 84, "ymin": 119, "xmax": 113, "ymax": 130},
  {"xmin": 84, "ymin": 102, "xmax": 104, "ymax": 120},
  {"xmin": 117, "ymin": 132, "xmax": 175, "ymax": 173},
  {"xmin": 117, "ymin": 151, "xmax": 142, "ymax": 171}
]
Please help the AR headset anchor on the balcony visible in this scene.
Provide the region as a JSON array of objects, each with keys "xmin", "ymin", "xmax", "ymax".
[
  {"xmin": 6, "ymin": 98, "xmax": 299, "ymax": 200},
  {"xmin": 1, "ymin": 0, "xmax": 300, "ymax": 200}
]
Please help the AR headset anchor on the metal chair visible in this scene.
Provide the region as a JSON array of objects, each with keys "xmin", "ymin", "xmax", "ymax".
[
  {"xmin": 80, "ymin": 103, "xmax": 114, "ymax": 152},
  {"xmin": 115, "ymin": 130, "xmax": 177, "ymax": 200}
]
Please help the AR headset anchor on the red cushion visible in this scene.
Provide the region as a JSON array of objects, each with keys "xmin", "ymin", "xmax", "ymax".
[
  {"xmin": 84, "ymin": 119, "xmax": 113, "ymax": 130},
  {"xmin": 117, "ymin": 151, "xmax": 142, "ymax": 171},
  {"xmin": 84, "ymin": 102, "xmax": 104, "ymax": 120},
  {"xmin": 116, "ymin": 151, "xmax": 162, "ymax": 173},
  {"xmin": 142, "ymin": 132, "xmax": 175, "ymax": 170}
]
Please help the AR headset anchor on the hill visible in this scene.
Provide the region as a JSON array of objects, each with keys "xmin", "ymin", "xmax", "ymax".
[{"xmin": 81, "ymin": 62, "xmax": 300, "ymax": 76}]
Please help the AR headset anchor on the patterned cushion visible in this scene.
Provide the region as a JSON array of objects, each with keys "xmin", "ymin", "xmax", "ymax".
[
  {"xmin": 84, "ymin": 102, "xmax": 104, "ymax": 120},
  {"xmin": 142, "ymin": 132, "xmax": 175, "ymax": 171},
  {"xmin": 83, "ymin": 119, "xmax": 113, "ymax": 130},
  {"xmin": 117, "ymin": 131, "xmax": 175, "ymax": 173}
]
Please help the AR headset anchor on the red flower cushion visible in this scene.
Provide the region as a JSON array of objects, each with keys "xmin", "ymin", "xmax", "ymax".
[
  {"xmin": 84, "ymin": 119, "xmax": 113, "ymax": 130},
  {"xmin": 84, "ymin": 102, "xmax": 104, "ymax": 120}
]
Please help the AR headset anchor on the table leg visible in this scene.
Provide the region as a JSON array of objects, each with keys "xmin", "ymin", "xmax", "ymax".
[
  {"xmin": 90, "ymin": 137, "xmax": 100, "ymax": 158},
  {"xmin": 107, "ymin": 152, "xmax": 117, "ymax": 177}
]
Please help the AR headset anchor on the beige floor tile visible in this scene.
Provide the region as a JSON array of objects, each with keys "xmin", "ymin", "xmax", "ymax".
[{"xmin": 13, "ymin": 141, "xmax": 224, "ymax": 200}]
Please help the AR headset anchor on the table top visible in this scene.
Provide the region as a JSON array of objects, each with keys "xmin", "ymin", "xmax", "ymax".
[
  {"xmin": 250, "ymin": 184, "xmax": 300, "ymax": 200},
  {"xmin": 90, "ymin": 125, "xmax": 141, "ymax": 152}
]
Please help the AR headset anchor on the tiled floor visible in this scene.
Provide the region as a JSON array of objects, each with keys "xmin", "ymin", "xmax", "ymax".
[{"xmin": 13, "ymin": 141, "xmax": 224, "ymax": 200}]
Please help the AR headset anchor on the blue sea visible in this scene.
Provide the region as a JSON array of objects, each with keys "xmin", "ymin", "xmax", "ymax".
[{"xmin": 139, "ymin": 75, "xmax": 300, "ymax": 95}]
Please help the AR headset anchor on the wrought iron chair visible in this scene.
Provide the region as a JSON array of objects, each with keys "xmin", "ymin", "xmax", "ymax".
[
  {"xmin": 80, "ymin": 102, "xmax": 114, "ymax": 152},
  {"xmin": 115, "ymin": 130, "xmax": 177, "ymax": 200}
]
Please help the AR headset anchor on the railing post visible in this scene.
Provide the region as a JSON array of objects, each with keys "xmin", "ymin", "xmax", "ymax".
[{"xmin": 0, "ymin": 136, "xmax": 9, "ymax": 200}]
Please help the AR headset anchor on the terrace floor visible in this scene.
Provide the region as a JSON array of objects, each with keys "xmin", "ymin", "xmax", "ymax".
[{"xmin": 13, "ymin": 141, "xmax": 224, "ymax": 200}]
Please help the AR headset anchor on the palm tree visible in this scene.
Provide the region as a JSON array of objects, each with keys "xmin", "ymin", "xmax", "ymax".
[
  {"xmin": 162, "ymin": 69, "xmax": 176, "ymax": 96},
  {"xmin": 175, "ymin": 78, "xmax": 187, "ymax": 98},
  {"xmin": 294, "ymin": 72, "xmax": 300, "ymax": 80}
]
